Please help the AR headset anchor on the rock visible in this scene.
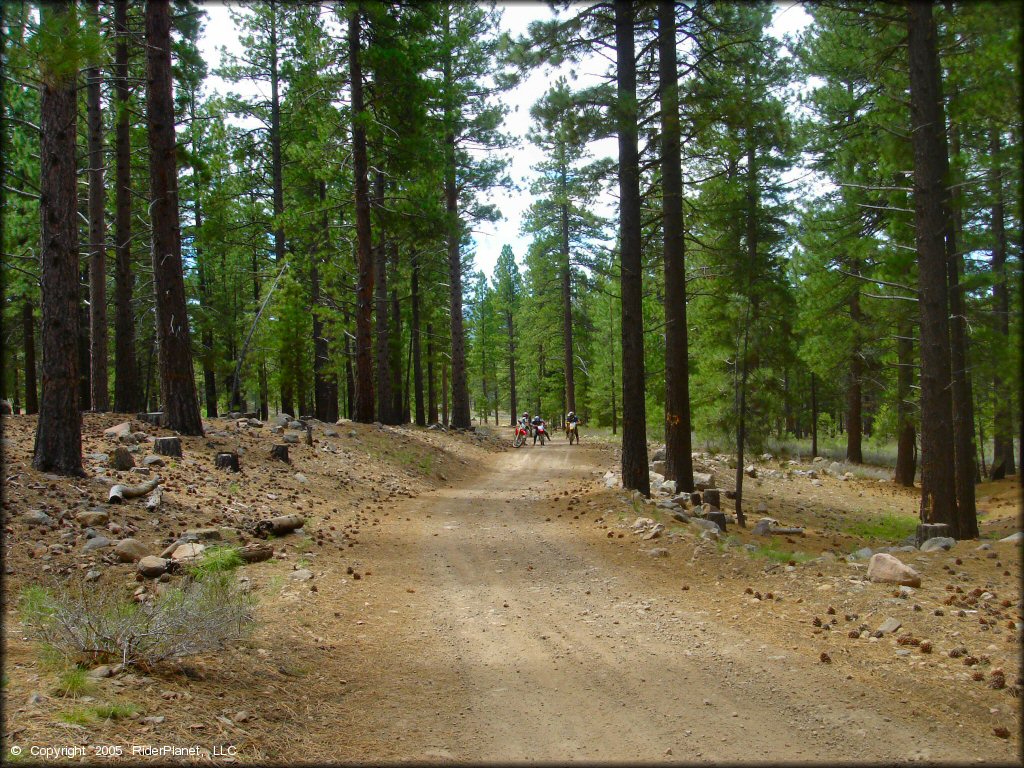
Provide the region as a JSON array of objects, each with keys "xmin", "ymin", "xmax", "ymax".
[
  {"xmin": 998, "ymin": 531, "xmax": 1023, "ymax": 544},
  {"xmin": 646, "ymin": 548, "xmax": 669, "ymax": 558},
  {"xmin": 143, "ymin": 455, "xmax": 166, "ymax": 468},
  {"xmin": 294, "ymin": 473, "xmax": 309, "ymax": 483},
  {"xmin": 977, "ymin": 542, "xmax": 992, "ymax": 551},
  {"xmin": 324, "ymin": 429, "xmax": 338, "ymax": 437},
  {"xmin": 85, "ymin": 569, "xmax": 102, "ymax": 581},
  {"xmin": 23, "ymin": 510, "xmax": 55, "ymax": 527},
  {"xmin": 752, "ymin": 518, "xmax": 778, "ymax": 536},
  {"xmin": 170, "ymin": 543, "xmax": 206, "ymax": 561},
  {"xmin": 184, "ymin": 528, "xmax": 221, "ymax": 541},
  {"xmin": 104, "ymin": 421, "xmax": 133, "ymax": 438},
  {"xmin": 812, "ymin": 456, "xmax": 825, "ymax": 463},
  {"xmin": 114, "ymin": 538, "xmax": 149, "ymax": 563},
  {"xmin": 651, "ymin": 460, "xmax": 666, "ymax": 476},
  {"xmin": 86, "ymin": 452, "xmax": 109, "ymax": 462},
  {"xmin": 744, "ymin": 464, "xmax": 757, "ymax": 478},
  {"xmin": 603, "ymin": 471, "xmax": 620, "ymax": 489},
  {"xmin": 138, "ymin": 556, "xmax": 169, "ymax": 578},
  {"xmin": 693, "ymin": 472, "xmax": 714, "ymax": 490},
  {"xmin": 289, "ymin": 568, "xmax": 314, "ymax": 581},
  {"xmin": 851, "ymin": 547, "xmax": 874, "ymax": 560},
  {"xmin": 272, "ymin": 413, "xmax": 291, "ymax": 427},
  {"xmin": 756, "ymin": 501, "xmax": 768, "ymax": 514},
  {"xmin": 656, "ymin": 499, "xmax": 679, "ymax": 511},
  {"xmin": 920, "ymin": 536, "xmax": 956, "ymax": 552},
  {"xmin": 651, "ymin": 447, "xmax": 666, "ymax": 462},
  {"xmin": 76, "ymin": 512, "xmax": 110, "ymax": 528},
  {"xmin": 672, "ymin": 511, "xmax": 690, "ymax": 524},
  {"xmin": 88, "ymin": 665, "xmax": 114, "ymax": 679},
  {"xmin": 288, "ymin": 420, "xmax": 304, "ymax": 430},
  {"xmin": 760, "ymin": 453, "xmax": 773, "ymax": 462},
  {"xmin": 866, "ymin": 553, "xmax": 922, "ymax": 588},
  {"xmin": 699, "ymin": 528, "xmax": 720, "ymax": 542},
  {"xmin": 108, "ymin": 447, "xmax": 135, "ymax": 470},
  {"xmin": 828, "ymin": 461, "xmax": 842, "ymax": 475},
  {"xmin": 232, "ymin": 711, "xmax": 251, "ymax": 723},
  {"xmin": 661, "ymin": 480, "xmax": 677, "ymax": 495},
  {"xmin": 83, "ymin": 536, "xmax": 112, "ymax": 552},
  {"xmin": 876, "ymin": 617, "xmax": 902, "ymax": 635},
  {"xmin": 692, "ymin": 518, "xmax": 721, "ymax": 534},
  {"xmin": 811, "ymin": 479, "xmax": 823, "ymax": 487},
  {"xmin": 282, "ymin": 433, "xmax": 299, "ymax": 445},
  {"xmin": 649, "ymin": 471, "xmax": 665, "ymax": 486},
  {"xmin": 271, "ymin": 425, "xmax": 284, "ymax": 435},
  {"xmin": 642, "ymin": 524, "xmax": 666, "ymax": 540},
  {"xmin": 632, "ymin": 517, "xmax": 656, "ymax": 531}
]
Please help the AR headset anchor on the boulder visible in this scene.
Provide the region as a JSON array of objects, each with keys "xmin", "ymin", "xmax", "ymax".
[
  {"xmin": 137, "ymin": 556, "xmax": 169, "ymax": 578},
  {"xmin": 650, "ymin": 461, "xmax": 666, "ymax": 476},
  {"xmin": 645, "ymin": 548, "xmax": 669, "ymax": 558},
  {"xmin": 851, "ymin": 546, "xmax": 874, "ymax": 560},
  {"xmin": 108, "ymin": 447, "xmax": 135, "ymax": 471},
  {"xmin": 77, "ymin": 508, "xmax": 110, "ymax": 527},
  {"xmin": 290, "ymin": 568, "xmax": 314, "ymax": 581},
  {"xmin": 661, "ymin": 480, "xmax": 677, "ymax": 495},
  {"xmin": 920, "ymin": 536, "xmax": 956, "ymax": 552},
  {"xmin": 692, "ymin": 518, "xmax": 721, "ymax": 534},
  {"xmin": 693, "ymin": 472, "xmax": 715, "ymax": 490},
  {"xmin": 104, "ymin": 421, "xmax": 132, "ymax": 439},
  {"xmin": 272, "ymin": 414, "xmax": 292, "ymax": 427},
  {"xmin": 866, "ymin": 553, "xmax": 921, "ymax": 588},
  {"xmin": 828, "ymin": 461, "xmax": 843, "ymax": 476},
  {"xmin": 642, "ymin": 524, "xmax": 666, "ymax": 541},
  {"xmin": 672, "ymin": 511, "xmax": 690, "ymax": 524},
  {"xmin": 876, "ymin": 617, "xmax": 902, "ymax": 635},
  {"xmin": 142, "ymin": 455, "xmax": 165, "ymax": 468},
  {"xmin": 603, "ymin": 471, "xmax": 620, "ymax": 489},
  {"xmin": 23, "ymin": 510, "xmax": 55, "ymax": 527},
  {"xmin": 170, "ymin": 543, "xmax": 206, "ymax": 561},
  {"xmin": 999, "ymin": 531, "xmax": 1023, "ymax": 544},
  {"xmin": 752, "ymin": 517, "xmax": 778, "ymax": 536},
  {"xmin": 651, "ymin": 447, "xmax": 666, "ymax": 462},
  {"xmin": 83, "ymin": 536, "xmax": 112, "ymax": 552},
  {"xmin": 282, "ymin": 433, "xmax": 299, "ymax": 445},
  {"xmin": 631, "ymin": 517, "xmax": 656, "ymax": 531},
  {"xmin": 114, "ymin": 538, "xmax": 149, "ymax": 563}
]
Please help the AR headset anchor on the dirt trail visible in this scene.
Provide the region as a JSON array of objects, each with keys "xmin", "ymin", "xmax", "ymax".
[{"xmin": 325, "ymin": 442, "xmax": 1008, "ymax": 763}]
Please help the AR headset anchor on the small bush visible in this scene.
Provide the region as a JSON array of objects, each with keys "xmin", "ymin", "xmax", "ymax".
[
  {"xmin": 748, "ymin": 539, "xmax": 813, "ymax": 564},
  {"xmin": 188, "ymin": 546, "xmax": 244, "ymax": 579},
  {"xmin": 59, "ymin": 702, "xmax": 137, "ymax": 725},
  {"xmin": 19, "ymin": 574, "xmax": 255, "ymax": 669},
  {"xmin": 55, "ymin": 667, "xmax": 93, "ymax": 698}
]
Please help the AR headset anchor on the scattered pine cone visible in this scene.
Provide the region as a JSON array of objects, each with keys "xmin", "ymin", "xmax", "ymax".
[
  {"xmin": 949, "ymin": 646, "xmax": 968, "ymax": 658},
  {"xmin": 972, "ymin": 671, "xmax": 985, "ymax": 681},
  {"xmin": 993, "ymin": 726, "xmax": 1010, "ymax": 739},
  {"xmin": 963, "ymin": 656, "xmax": 979, "ymax": 666},
  {"xmin": 826, "ymin": 606, "xmax": 836, "ymax": 615},
  {"xmin": 812, "ymin": 616, "xmax": 822, "ymax": 627},
  {"xmin": 819, "ymin": 652, "xmax": 831, "ymax": 664},
  {"xmin": 919, "ymin": 641, "xmax": 932, "ymax": 654}
]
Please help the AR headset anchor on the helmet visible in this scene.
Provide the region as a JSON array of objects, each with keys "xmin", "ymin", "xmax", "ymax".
[
  {"xmin": 522, "ymin": 412, "xmax": 529, "ymax": 418},
  {"xmin": 568, "ymin": 411, "xmax": 574, "ymax": 418}
]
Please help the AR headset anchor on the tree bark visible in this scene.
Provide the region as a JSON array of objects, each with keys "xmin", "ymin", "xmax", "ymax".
[
  {"xmin": 907, "ymin": 1, "xmax": 958, "ymax": 535},
  {"xmin": 411, "ymin": 254, "xmax": 426, "ymax": 426},
  {"xmin": 349, "ymin": 7, "xmax": 375, "ymax": 423},
  {"xmin": 894, "ymin": 322, "xmax": 917, "ymax": 486},
  {"xmin": 145, "ymin": 0, "xmax": 203, "ymax": 436},
  {"xmin": 33, "ymin": 1, "xmax": 83, "ymax": 475},
  {"xmin": 810, "ymin": 372, "xmax": 818, "ymax": 458},
  {"xmin": 195, "ymin": 201, "xmax": 217, "ymax": 418},
  {"xmin": 373, "ymin": 171, "xmax": 393, "ymax": 423},
  {"xmin": 659, "ymin": 0, "xmax": 694, "ymax": 491},
  {"xmin": 312, "ymin": 180, "xmax": 337, "ymax": 422},
  {"xmin": 615, "ymin": 0, "xmax": 649, "ymax": 495},
  {"xmin": 112, "ymin": 0, "xmax": 141, "ymax": 413},
  {"xmin": 343, "ymin": 299, "xmax": 355, "ymax": 420},
  {"xmin": 846, "ymin": 289, "xmax": 863, "ymax": 463},
  {"xmin": 427, "ymin": 321, "xmax": 437, "ymax": 423},
  {"xmin": 988, "ymin": 129, "xmax": 1015, "ymax": 477},
  {"xmin": 390, "ymin": 286, "xmax": 403, "ymax": 422},
  {"xmin": 86, "ymin": 1, "xmax": 108, "ymax": 412},
  {"xmin": 559, "ymin": 171, "xmax": 575, "ymax": 415},
  {"xmin": 22, "ymin": 299, "xmax": 38, "ymax": 414}
]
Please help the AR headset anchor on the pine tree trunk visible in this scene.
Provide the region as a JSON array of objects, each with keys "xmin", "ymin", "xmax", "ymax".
[
  {"xmin": 373, "ymin": 171, "xmax": 392, "ymax": 423},
  {"xmin": 23, "ymin": 299, "xmax": 38, "ymax": 414},
  {"xmin": 609, "ymin": 299, "xmax": 617, "ymax": 436},
  {"xmin": 946, "ymin": 122, "xmax": 978, "ymax": 536},
  {"xmin": 615, "ymin": 0, "xmax": 649, "ymax": 495},
  {"xmin": 390, "ymin": 287, "xmax": 403, "ymax": 422},
  {"xmin": 559, "ymin": 177, "xmax": 575, "ymax": 415},
  {"xmin": 427, "ymin": 321, "xmax": 437, "ymax": 423},
  {"xmin": 79, "ymin": 274, "xmax": 91, "ymax": 409},
  {"xmin": 441, "ymin": 359, "xmax": 449, "ymax": 427},
  {"xmin": 411, "ymin": 255, "xmax": 426, "ymax": 426},
  {"xmin": 145, "ymin": 0, "xmax": 203, "ymax": 436},
  {"xmin": 313, "ymin": 180, "xmax": 336, "ymax": 422},
  {"xmin": 33, "ymin": 0, "xmax": 83, "ymax": 476},
  {"xmin": 86, "ymin": 4, "xmax": 108, "ymax": 412},
  {"xmin": 894, "ymin": 323, "xmax": 917, "ymax": 486},
  {"xmin": 195, "ymin": 202, "xmax": 217, "ymax": 418},
  {"xmin": 810, "ymin": 372, "xmax": 818, "ymax": 458},
  {"xmin": 988, "ymin": 129, "xmax": 1015, "ymax": 477},
  {"xmin": 349, "ymin": 8, "xmax": 375, "ymax": 423},
  {"xmin": 112, "ymin": 0, "xmax": 140, "ymax": 413},
  {"xmin": 659, "ymin": 0, "xmax": 694, "ymax": 491},
  {"xmin": 343, "ymin": 300, "xmax": 355, "ymax": 420},
  {"xmin": 845, "ymin": 288, "xmax": 863, "ymax": 463},
  {"xmin": 507, "ymin": 309, "xmax": 517, "ymax": 425},
  {"xmin": 907, "ymin": 1, "xmax": 958, "ymax": 535}
]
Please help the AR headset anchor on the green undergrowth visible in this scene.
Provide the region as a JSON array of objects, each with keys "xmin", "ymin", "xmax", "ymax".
[{"xmin": 844, "ymin": 513, "xmax": 918, "ymax": 543}]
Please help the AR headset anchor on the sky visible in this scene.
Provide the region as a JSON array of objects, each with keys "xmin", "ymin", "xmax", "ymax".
[{"xmin": 196, "ymin": 2, "xmax": 811, "ymax": 279}]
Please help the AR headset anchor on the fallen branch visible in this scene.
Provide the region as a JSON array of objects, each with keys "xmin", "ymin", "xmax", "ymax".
[
  {"xmin": 145, "ymin": 485, "xmax": 163, "ymax": 511},
  {"xmin": 109, "ymin": 477, "xmax": 161, "ymax": 504},
  {"xmin": 254, "ymin": 514, "xmax": 304, "ymax": 538}
]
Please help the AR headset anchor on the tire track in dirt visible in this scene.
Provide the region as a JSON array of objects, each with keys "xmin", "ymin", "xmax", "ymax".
[{"xmin": 330, "ymin": 442, "xmax": 1008, "ymax": 763}]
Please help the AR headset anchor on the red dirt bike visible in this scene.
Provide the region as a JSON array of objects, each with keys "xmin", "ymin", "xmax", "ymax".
[
  {"xmin": 513, "ymin": 421, "xmax": 531, "ymax": 448},
  {"xmin": 533, "ymin": 420, "xmax": 548, "ymax": 446}
]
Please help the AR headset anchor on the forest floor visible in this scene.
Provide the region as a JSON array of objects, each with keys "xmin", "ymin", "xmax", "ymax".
[{"xmin": 2, "ymin": 413, "xmax": 1022, "ymax": 764}]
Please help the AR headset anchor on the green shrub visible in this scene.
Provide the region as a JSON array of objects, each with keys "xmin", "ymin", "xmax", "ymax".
[
  {"xmin": 55, "ymin": 667, "xmax": 93, "ymax": 698},
  {"xmin": 188, "ymin": 546, "xmax": 244, "ymax": 579},
  {"xmin": 845, "ymin": 513, "xmax": 918, "ymax": 543}
]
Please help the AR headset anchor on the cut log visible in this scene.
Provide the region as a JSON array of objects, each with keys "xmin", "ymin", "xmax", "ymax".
[
  {"xmin": 237, "ymin": 543, "xmax": 273, "ymax": 563},
  {"xmin": 145, "ymin": 485, "xmax": 163, "ymax": 511},
  {"xmin": 215, "ymin": 452, "xmax": 240, "ymax": 472},
  {"xmin": 153, "ymin": 436, "xmax": 182, "ymax": 457},
  {"xmin": 108, "ymin": 477, "xmax": 161, "ymax": 504},
  {"xmin": 916, "ymin": 523, "xmax": 952, "ymax": 546},
  {"xmin": 270, "ymin": 444, "xmax": 290, "ymax": 463},
  {"xmin": 305, "ymin": 425, "xmax": 313, "ymax": 446},
  {"xmin": 255, "ymin": 514, "xmax": 304, "ymax": 537},
  {"xmin": 703, "ymin": 488, "xmax": 721, "ymax": 509},
  {"xmin": 136, "ymin": 412, "xmax": 165, "ymax": 427},
  {"xmin": 705, "ymin": 509, "xmax": 728, "ymax": 532},
  {"xmin": 768, "ymin": 526, "xmax": 805, "ymax": 536}
]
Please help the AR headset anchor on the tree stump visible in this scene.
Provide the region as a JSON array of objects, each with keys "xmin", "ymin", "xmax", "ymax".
[
  {"xmin": 705, "ymin": 509, "xmax": 728, "ymax": 532},
  {"xmin": 270, "ymin": 444, "xmax": 290, "ymax": 463},
  {"xmin": 215, "ymin": 452, "xmax": 240, "ymax": 472},
  {"xmin": 237, "ymin": 543, "xmax": 273, "ymax": 563},
  {"xmin": 153, "ymin": 436, "xmax": 182, "ymax": 457},
  {"xmin": 137, "ymin": 412, "xmax": 165, "ymax": 427},
  {"xmin": 916, "ymin": 523, "xmax": 952, "ymax": 546},
  {"xmin": 305, "ymin": 425, "xmax": 313, "ymax": 446},
  {"xmin": 689, "ymin": 491, "xmax": 701, "ymax": 506},
  {"xmin": 703, "ymin": 488, "xmax": 721, "ymax": 509}
]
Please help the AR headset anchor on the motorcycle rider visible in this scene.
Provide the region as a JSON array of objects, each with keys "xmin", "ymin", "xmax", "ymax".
[
  {"xmin": 518, "ymin": 412, "xmax": 532, "ymax": 438},
  {"xmin": 531, "ymin": 414, "xmax": 546, "ymax": 445},
  {"xmin": 566, "ymin": 410, "xmax": 580, "ymax": 442}
]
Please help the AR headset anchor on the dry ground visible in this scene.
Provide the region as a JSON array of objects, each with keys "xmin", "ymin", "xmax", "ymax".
[{"xmin": 1, "ymin": 413, "xmax": 1021, "ymax": 764}]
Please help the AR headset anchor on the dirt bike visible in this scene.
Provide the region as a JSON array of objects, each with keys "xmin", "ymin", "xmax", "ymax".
[
  {"xmin": 533, "ymin": 421, "xmax": 548, "ymax": 445},
  {"xmin": 565, "ymin": 421, "xmax": 579, "ymax": 445},
  {"xmin": 513, "ymin": 422, "xmax": 531, "ymax": 448}
]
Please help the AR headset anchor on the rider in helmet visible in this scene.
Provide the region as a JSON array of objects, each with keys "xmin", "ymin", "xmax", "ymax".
[
  {"xmin": 531, "ymin": 413, "xmax": 546, "ymax": 444},
  {"xmin": 519, "ymin": 411, "xmax": 532, "ymax": 436},
  {"xmin": 566, "ymin": 410, "xmax": 580, "ymax": 442}
]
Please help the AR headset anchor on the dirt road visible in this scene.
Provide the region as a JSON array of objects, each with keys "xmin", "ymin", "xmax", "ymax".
[{"xmin": 326, "ymin": 441, "xmax": 1011, "ymax": 763}]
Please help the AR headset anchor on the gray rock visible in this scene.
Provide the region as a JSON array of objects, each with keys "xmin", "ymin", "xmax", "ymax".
[
  {"xmin": 88, "ymin": 665, "xmax": 113, "ymax": 679},
  {"xmin": 828, "ymin": 461, "xmax": 843, "ymax": 475},
  {"xmin": 651, "ymin": 447, "xmax": 666, "ymax": 462},
  {"xmin": 851, "ymin": 547, "xmax": 874, "ymax": 560},
  {"xmin": 977, "ymin": 542, "xmax": 992, "ymax": 551},
  {"xmin": 672, "ymin": 511, "xmax": 690, "ymax": 524},
  {"xmin": 85, "ymin": 569, "xmax": 102, "ymax": 581},
  {"xmin": 108, "ymin": 447, "xmax": 135, "ymax": 470},
  {"xmin": 271, "ymin": 425, "xmax": 284, "ymax": 435},
  {"xmin": 137, "ymin": 556, "xmax": 169, "ymax": 578},
  {"xmin": 324, "ymin": 429, "xmax": 338, "ymax": 437},
  {"xmin": 866, "ymin": 553, "xmax": 922, "ymax": 588},
  {"xmin": 920, "ymin": 536, "xmax": 956, "ymax": 552},
  {"xmin": 272, "ymin": 414, "xmax": 292, "ymax": 427},
  {"xmin": 752, "ymin": 517, "xmax": 778, "ymax": 536},
  {"xmin": 23, "ymin": 510, "xmax": 55, "ymax": 527},
  {"xmin": 103, "ymin": 421, "xmax": 132, "ymax": 438},
  {"xmin": 998, "ymin": 531, "xmax": 1024, "ymax": 544},
  {"xmin": 661, "ymin": 479, "xmax": 677, "ymax": 495},
  {"xmin": 693, "ymin": 472, "xmax": 715, "ymax": 490},
  {"xmin": 170, "ymin": 543, "xmax": 206, "ymax": 561},
  {"xmin": 692, "ymin": 518, "xmax": 721, "ymax": 534},
  {"xmin": 294, "ymin": 473, "xmax": 309, "ymax": 483},
  {"xmin": 282, "ymin": 433, "xmax": 299, "ymax": 445},
  {"xmin": 184, "ymin": 528, "xmax": 221, "ymax": 541},
  {"xmin": 699, "ymin": 528, "xmax": 721, "ymax": 542},
  {"xmin": 86, "ymin": 452, "xmax": 109, "ymax": 462},
  {"xmin": 288, "ymin": 420, "xmax": 304, "ymax": 430},
  {"xmin": 290, "ymin": 568, "xmax": 314, "ymax": 581},
  {"xmin": 603, "ymin": 471, "xmax": 620, "ymax": 489},
  {"xmin": 642, "ymin": 524, "xmax": 666, "ymax": 540},
  {"xmin": 650, "ymin": 461, "xmax": 666, "ymax": 476},
  {"xmin": 744, "ymin": 464, "xmax": 757, "ymax": 478},
  {"xmin": 645, "ymin": 548, "xmax": 669, "ymax": 558},
  {"xmin": 143, "ymin": 455, "xmax": 166, "ymax": 468},
  {"xmin": 114, "ymin": 538, "xmax": 149, "ymax": 563},
  {"xmin": 83, "ymin": 536, "xmax": 112, "ymax": 552},
  {"xmin": 876, "ymin": 617, "xmax": 902, "ymax": 634}
]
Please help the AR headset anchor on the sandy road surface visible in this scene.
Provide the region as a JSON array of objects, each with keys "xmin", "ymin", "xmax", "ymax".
[{"xmin": 327, "ymin": 442, "xmax": 1009, "ymax": 763}]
